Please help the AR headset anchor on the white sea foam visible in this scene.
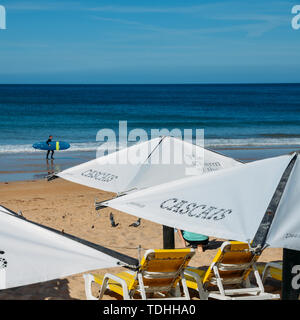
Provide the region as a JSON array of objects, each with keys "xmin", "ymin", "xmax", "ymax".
[
  {"xmin": 205, "ymin": 137, "xmax": 300, "ymax": 147},
  {"xmin": 0, "ymin": 137, "xmax": 300, "ymax": 154}
]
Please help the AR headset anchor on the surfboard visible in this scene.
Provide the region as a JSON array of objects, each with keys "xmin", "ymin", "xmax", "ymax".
[{"xmin": 32, "ymin": 141, "xmax": 70, "ymax": 151}]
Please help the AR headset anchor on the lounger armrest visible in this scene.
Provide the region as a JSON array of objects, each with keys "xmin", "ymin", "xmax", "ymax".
[
  {"xmin": 184, "ymin": 269, "xmax": 201, "ymax": 278},
  {"xmin": 184, "ymin": 269, "xmax": 208, "ymax": 300},
  {"xmin": 83, "ymin": 273, "xmax": 99, "ymax": 300},
  {"xmin": 261, "ymin": 262, "xmax": 282, "ymax": 283},
  {"xmin": 83, "ymin": 273, "xmax": 131, "ymax": 300},
  {"xmin": 103, "ymin": 273, "xmax": 129, "ymax": 287},
  {"xmin": 251, "ymin": 264, "xmax": 265, "ymax": 293},
  {"xmin": 100, "ymin": 273, "xmax": 131, "ymax": 300}
]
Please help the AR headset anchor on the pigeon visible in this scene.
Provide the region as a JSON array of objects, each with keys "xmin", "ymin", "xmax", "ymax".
[
  {"xmin": 109, "ymin": 212, "xmax": 119, "ymax": 227},
  {"xmin": 129, "ymin": 218, "xmax": 141, "ymax": 227}
]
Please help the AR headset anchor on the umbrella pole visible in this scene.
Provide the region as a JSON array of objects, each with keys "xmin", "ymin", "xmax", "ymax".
[
  {"xmin": 282, "ymin": 248, "xmax": 300, "ymax": 300},
  {"xmin": 163, "ymin": 225, "xmax": 175, "ymax": 249}
]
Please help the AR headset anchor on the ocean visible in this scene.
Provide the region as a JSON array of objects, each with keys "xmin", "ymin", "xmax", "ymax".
[{"xmin": 1, "ymin": 84, "xmax": 300, "ymax": 181}]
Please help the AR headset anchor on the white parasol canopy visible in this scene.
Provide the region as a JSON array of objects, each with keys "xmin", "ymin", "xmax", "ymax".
[
  {"xmin": 101, "ymin": 153, "xmax": 300, "ymax": 251},
  {"xmin": 0, "ymin": 205, "xmax": 138, "ymax": 290},
  {"xmin": 56, "ymin": 136, "xmax": 241, "ymax": 195}
]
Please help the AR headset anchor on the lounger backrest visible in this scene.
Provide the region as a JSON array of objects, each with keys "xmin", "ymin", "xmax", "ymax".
[
  {"xmin": 138, "ymin": 248, "xmax": 195, "ymax": 290},
  {"xmin": 203, "ymin": 241, "xmax": 258, "ymax": 286}
]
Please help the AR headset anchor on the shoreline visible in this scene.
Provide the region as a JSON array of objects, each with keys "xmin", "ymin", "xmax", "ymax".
[{"xmin": 0, "ymin": 144, "xmax": 299, "ymax": 182}]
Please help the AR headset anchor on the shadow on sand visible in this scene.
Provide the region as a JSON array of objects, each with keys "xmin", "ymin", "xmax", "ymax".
[{"xmin": 0, "ymin": 278, "xmax": 77, "ymax": 300}]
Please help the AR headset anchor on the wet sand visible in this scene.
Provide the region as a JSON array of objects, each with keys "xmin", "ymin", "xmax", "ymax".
[{"xmin": 1, "ymin": 144, "xmax": 299, "ymax": 182}]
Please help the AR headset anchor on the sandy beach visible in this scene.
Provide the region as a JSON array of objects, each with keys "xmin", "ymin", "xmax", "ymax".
[
  {"xmin": 0, "ymin": 1, "xmax": 299, "ymax": 303},
  {"xmin": 0, "ymin": 178, "xmax": 283, "ymax": 300}
]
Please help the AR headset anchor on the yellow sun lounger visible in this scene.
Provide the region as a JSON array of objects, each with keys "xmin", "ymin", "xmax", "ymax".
[
  {"xmin": 184, "ymin": 241, "xmax": 280, "ymax": 300},
  {"xmin": 257, "ymin": 262, "xmax": 282, "ymax": 283},
  {"xmin": 84, "ymin": 248, "xmax": 195, "ymax": 300}
]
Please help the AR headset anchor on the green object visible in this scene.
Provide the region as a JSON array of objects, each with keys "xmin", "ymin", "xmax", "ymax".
[{"xmin": 182, "ymin": 231, "xmax": 208, "ymax": 242}]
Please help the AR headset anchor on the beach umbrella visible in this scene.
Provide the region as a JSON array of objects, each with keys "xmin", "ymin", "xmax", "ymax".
[
  {"xmin": 51, "ymin": 136, "xmax": 242, "ymax": 248},
  {"xmin": 0, "ymin": 205, "xmax": 138, "ymax": 290},
  {"xmin": 53, "ymin": 136, "xmax": 241, "ymax": 199},
  {"xmin": 101, "ymin": 152, "xmax": 300, "ymax": 299},
  {"xmin": 100, "ymin": 153, "xmax": 295, "ymax": 246}
]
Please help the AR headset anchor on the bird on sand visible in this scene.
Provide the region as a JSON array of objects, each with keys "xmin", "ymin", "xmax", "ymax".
[
  {"xmin": 129, "ymin": 218, "xmax": 141, "ymax": 227},
  {"xmin": 110, "ymin": 212, "xmax": 119, "ymax": 227}
]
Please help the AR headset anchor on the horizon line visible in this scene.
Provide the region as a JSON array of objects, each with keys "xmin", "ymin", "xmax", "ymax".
[{"xmin": 0, "ymin": 82, "xmax": 300, "ymax": 86}]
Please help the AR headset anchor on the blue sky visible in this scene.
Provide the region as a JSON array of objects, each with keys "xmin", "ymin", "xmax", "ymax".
[{"xmin": 0, "ymin": 0, "xmax": 299, "ymax": 83}]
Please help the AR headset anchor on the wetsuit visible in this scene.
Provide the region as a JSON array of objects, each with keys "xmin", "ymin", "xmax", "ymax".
[{"xmin": 46, "ymin": 138, "xmax": 54, "ymax": 159}]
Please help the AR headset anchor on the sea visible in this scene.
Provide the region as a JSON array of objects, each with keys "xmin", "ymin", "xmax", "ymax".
[{"xmin": 1, "ymin": 83, "xmax": 300, "ymax": 181}]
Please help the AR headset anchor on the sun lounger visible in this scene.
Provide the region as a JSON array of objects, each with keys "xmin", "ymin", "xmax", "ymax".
[
  {"xmin": 184, "ymin": 241, "xmax": 280, "ymax": 300},
  {"xmin": 257, "ymin": 262, "xmax": 282, "ymax": 283},
  {"xmin": 83, "ymin": 248, "xmax": 195, "ymax": 300}
]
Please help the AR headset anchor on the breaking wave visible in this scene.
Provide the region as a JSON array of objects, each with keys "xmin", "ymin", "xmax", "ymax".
[{"xmin": 1, "ymin": 137, "xmax": 300, "ymax": 155}]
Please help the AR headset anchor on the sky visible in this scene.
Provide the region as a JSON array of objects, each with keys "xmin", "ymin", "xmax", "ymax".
[{"xmin": 0, "ymin": 0, "xmax": 299, "ymax": 84}]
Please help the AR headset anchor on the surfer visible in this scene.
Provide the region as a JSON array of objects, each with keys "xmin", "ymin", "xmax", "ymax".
[{"xmin": 46, "ymin": 135, "xmax": 54, "ymax": 160}]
